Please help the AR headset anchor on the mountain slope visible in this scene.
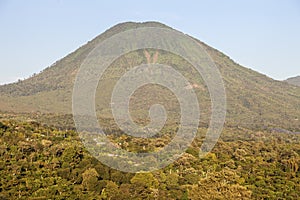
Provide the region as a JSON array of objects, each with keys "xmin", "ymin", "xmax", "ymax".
[
  {"xmin": 286, "ymin": 75, "xmax": 300, "ymax": 86},
  {"xmin": 0, "ymin": 22, "xmax": 299, "ymax": 130}
]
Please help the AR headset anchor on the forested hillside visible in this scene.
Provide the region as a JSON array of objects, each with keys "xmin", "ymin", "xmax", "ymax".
[
  {"xmin": 0, "ymin": 22, "xmax": 299, "ymax": 130},
  {"xmin": 0, "ymin": 21, "xmax": 299, "ymax": 199},
  {"xmin": 0, "ymin": 115, "xmax": 299, "ymax": 199}
]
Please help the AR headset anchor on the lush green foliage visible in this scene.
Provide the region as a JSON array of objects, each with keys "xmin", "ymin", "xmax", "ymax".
[{"xmin": 0, "ymin": 115, "xmax": 299, "ymax": 199}]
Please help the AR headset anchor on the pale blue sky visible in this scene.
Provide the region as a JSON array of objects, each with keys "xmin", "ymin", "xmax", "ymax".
[{"xmin": 0, "ymin": 0, "xmax": 299, "ymax": 84}]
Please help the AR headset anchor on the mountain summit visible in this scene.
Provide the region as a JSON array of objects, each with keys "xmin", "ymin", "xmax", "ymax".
[{"xmin": 0, "ymin": 22, "xmax": 299, "ymax": 130}]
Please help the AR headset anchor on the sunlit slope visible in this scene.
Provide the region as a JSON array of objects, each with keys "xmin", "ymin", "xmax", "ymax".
[{"xmin": 0, "ymin": 22, "xmax": 299, "ymax": 130}]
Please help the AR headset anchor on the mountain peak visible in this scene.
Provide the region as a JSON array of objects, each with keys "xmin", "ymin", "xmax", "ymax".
[
  {"xmin": 92, "ymin": 21, "xmax": 172, "ymax": 42},
  {"xmin": 0, "ymin": 22, "xmax": 299, "ymax": 130},
  {"xmin": 111, "ymin": 21, "xmax": 171, "ymax": 28}
]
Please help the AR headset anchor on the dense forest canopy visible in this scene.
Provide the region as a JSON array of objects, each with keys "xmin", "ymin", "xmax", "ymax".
[{"xmin": 0, "ymin": 114, "xmax": 299, "ymax": 199}]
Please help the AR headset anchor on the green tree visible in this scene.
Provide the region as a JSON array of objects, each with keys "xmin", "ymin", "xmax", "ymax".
[{"xmin": 82, "ymin": 168, "xmax": 100, "ymax": 192}]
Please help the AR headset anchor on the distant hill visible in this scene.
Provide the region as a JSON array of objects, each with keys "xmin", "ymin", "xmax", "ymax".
[
  {"xmin": 285, "ymin": 76, "xmax": 300, "ymax": 86},
  {"xmin": 0, "ymin": 22, "xmax": 299, "ymax": 130}
]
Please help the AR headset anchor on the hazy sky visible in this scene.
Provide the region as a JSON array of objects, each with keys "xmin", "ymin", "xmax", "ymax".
[{"xmin": 0, "ymin": 0, "xmax": 299, "ymax": 84}]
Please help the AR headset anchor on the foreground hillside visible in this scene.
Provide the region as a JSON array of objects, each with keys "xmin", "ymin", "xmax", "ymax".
[
  {"xmin": 0, "ymin": 22, "xmax": 299, "ymax": 130},
  {"xmin": 0, "ymin": 114, "xmax": 299, "ymax": 199}
]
